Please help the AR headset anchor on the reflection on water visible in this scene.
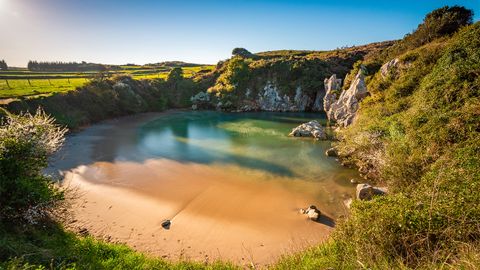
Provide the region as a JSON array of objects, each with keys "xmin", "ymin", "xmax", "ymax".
[{"xmin": 131, "ymin": 111, "xmax": 357, "ymax": 183}]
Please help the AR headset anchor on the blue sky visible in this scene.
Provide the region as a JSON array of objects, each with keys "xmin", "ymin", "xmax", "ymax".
[{"xmin": 1, "ymin": 0, "xmax": 479, "ymax": 66}]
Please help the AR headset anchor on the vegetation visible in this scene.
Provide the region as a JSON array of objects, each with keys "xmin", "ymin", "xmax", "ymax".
[
  {"xmin": 0, "ymin": 110, "xmax": 238, "ymax": 270},
  {"xmin": 27, "ymin": 61, "xmax": 106, "ymax": 72},
  {"xmin": 206, "ymin": 42, "xmax": 392, "ymax": 109},
  {"xmin": 328, "ymin": 9, "xmax": 480, "ymax": 269},
  {"xmin": 0, "ymin": 65, "xmax": 214, "ymax": 99},
  {"xmin": 0, "ymin": 60, "xmax": 7, "ymax": 71},
  {"xmin": 0, "ymin": 5, "xmax": 478, "ymax": 270}
]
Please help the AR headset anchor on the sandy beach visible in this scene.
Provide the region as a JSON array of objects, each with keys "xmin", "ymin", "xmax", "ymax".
[{"xmin": 50, "ymin": 112, "xmax": 351, "ymax": 267}]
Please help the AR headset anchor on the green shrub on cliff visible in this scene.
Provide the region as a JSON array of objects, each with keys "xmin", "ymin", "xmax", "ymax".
[{"xmin": 331, "ymin": 19, "xmax": 479, "ymax": 268}]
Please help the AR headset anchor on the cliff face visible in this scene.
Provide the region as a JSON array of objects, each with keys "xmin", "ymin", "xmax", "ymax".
[
  {"xmin": 324, "ymin": 69, "xmax": 368, "ymax": 127},
  {"xmin": 200, "ymin": 42, "xmax": 393, "ymax": 112}
]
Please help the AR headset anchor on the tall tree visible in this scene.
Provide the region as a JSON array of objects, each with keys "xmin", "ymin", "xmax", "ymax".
[{"xmin": 0, "ymin": 60, "xmax": 7, "ymax": 70}]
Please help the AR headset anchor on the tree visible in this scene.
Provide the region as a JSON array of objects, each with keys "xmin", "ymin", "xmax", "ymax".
[
  {"xmin": 166, "ymin": 67, "xmax": 183, "ymax": 82},
  {"xmin": 0, "ymin": 60, "xmax": 7, "ymax": 70},
  {"xmin": 405, "ymin": 6, "xmax": 473, "ymax": 48}
]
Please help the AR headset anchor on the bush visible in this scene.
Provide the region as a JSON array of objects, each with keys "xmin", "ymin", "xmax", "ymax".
[
  {"xmin": 0, "ymin": 109, "xmax": 66, "ymax": 223},
  {"xmin": 333, "ymin": 21, "xmax": 480, "ymax": 268}
]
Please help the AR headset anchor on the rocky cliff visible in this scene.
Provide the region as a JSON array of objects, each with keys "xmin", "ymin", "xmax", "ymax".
[{"xmin": 324, "ymin": 68, "xmax": 368, "ymax": 127}]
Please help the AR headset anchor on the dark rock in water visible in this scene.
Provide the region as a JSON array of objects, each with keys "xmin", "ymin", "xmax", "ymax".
[
  {"xmin": 356, "ymin": 184, "xmax": 388, "ymax": 200},
  {"xmin": 161, "ymin": 220, "xmax": 171, "ymax": 229},
  {"xmin": 325, "ymin": 147, "xmax": 338, "ymax": 157}
]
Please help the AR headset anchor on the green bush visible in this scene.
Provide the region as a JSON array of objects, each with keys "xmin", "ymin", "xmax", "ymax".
[
  {"xmin": 0, "ymin": 110, "xmax": 66, "ymax": 222},
  {"xmin": 332, "ymin": 21, "xmax": 480, "ymax": 268}
]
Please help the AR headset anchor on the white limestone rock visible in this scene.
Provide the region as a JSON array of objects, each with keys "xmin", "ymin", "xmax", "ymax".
[{"xmin": 289, "ymin": 120, "xmax": 326, "ymax": 140}]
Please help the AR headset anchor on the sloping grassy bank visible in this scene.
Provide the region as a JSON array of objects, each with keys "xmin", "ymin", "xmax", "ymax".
[
  {"xmin": 1, "ymin": 71, "xmax": 210, "ymax": 129},
  {"xmin": 320, "ymin": 10, "xmax": 479, "ymax": 269}
]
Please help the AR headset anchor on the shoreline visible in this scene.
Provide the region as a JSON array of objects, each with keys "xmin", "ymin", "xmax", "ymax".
[{"xmin": 49, "ymin": 110, "xmax": 351, "ymax": 267}]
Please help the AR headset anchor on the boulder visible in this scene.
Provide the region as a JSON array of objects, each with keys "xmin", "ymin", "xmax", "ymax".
[
  {"xmin": 300, "ymin": 205, "xmax": 321, "ymax": 221},
  {"xmin": 356, "ymin": 184, "xmax": 388, "ymax": 200},
  {"xmin": 289, "ymin": 120, "xmax": 326, "ymax": 140}
]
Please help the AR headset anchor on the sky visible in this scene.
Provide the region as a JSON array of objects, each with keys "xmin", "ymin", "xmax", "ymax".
[{"xmin": 1, "ymin": 0, "xmax": 479, "ymax": 67}]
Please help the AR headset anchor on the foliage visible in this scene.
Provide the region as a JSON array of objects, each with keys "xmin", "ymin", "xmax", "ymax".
[
  {"xmin": 208, "ymin": 57, "xmax": 250, "ymax": 94},
  {"xmin": 0, "ymin": 208, "xmax": 239, "ymax": 270},
  {"xmin": 27, "ymin": 61, "xmax": 106, "ymax": 72},
  {"xmin": 0, "ymin": 60, "xmax": 7, "ymax": 71},
  {"xmin": 166, "ymin": 67, "xmax": 184, "ymax": 82},
  {"xmin": 333, "ymin": 20, "xmax": 480, "ymax": 268},
  {"xmin": 0, "ymin": 109, "xmax": 66, "ymax": 223}
]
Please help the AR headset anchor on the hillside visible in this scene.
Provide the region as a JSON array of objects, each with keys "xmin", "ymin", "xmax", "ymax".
[{"xmin": 196, "ymin": 41, "xmax": 393, "ymax": 111}]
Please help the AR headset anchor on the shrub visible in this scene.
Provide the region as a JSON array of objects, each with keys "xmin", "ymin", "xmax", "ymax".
[{"xmin": 0, "ymin": 109, "xmax": 66, "ymax": 223}]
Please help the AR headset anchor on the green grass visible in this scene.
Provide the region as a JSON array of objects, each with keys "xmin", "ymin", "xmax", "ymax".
[
  {"xmin": 0, "ymin": 221, "xmax": 239, "ymax": 270},
  {"xmin": 0, "ymin": 65, "xmax": 215, "ymax": 99},
  {"xmin": 0, "ymin": 78, "xmax": 87, "ymax": 98}
]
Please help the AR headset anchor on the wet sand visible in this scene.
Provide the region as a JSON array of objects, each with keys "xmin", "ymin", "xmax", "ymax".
[{"xmin": 50, "ymin": 112, "xmax": 352, "ymax": 267}]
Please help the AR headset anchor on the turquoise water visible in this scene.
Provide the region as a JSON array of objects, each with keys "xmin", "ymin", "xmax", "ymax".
[{"xmin": 135, "ymin": 111, "xmax": 358, "ymax": 188}]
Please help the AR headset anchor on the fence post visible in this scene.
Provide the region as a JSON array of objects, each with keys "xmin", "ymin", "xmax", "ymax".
[{"xmin": 5, "ymin": 79, "xmax": 10, "ymax": 89}]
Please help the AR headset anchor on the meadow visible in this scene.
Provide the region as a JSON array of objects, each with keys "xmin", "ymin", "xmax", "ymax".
[{"xmin": 0, "ymin": 65, "xmax": 214, "ymax": 99}]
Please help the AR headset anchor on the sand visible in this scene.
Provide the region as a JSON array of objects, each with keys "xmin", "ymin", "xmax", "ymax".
[{"xmin": 50, "ymin": 112, "xmax": 348, "ymax": 267}]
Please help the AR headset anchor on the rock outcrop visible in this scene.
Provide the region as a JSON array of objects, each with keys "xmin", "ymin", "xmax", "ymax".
[
  {"xmin": 190, "ymin": 91, "xmax": 210, "ymax": 110},
  {"xmin": 324, "ymin": 69, "xmax": 368, "ymax": 127},
  {"xmin": 289, "ymin": 120, "xmax": 326, "ymax": 140},
  {"xmin": 355, "ymin": 183, "xmax": 388, "ymax": 200},
  {"xmin": 257, "ymin": 82, "xmax": 311, "ymax": 111},
  {"xmin": 380, "ymin": 58, "xmax": 400, "ymax": 78},
  {"xmin": 323, "ymin": 74, "xmax": 342, "ymax": 116}
]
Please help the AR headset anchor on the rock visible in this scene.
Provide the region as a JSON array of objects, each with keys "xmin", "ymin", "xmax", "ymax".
[
  {"xmin": 356, "ymin": 184, "xmax": 388, "ymax": 200},
  {"xmin": 323, "ymin": 74, "xmax": 342, "ymax": 115},
  {"xmin": 350, "ymin": 178, "xmax": 358, "ymax": 184},
  {"xmin": 325, "ymin": 147, "xmax": 338, "ymax": 157},
  {"xmin": 190, "ymin": 91, "xmax": 210, "ymax": 110},
  {"xmin": 380, "ymin": 58, "xmax": 400, "ymax": 78},
  {"xmin": 343, "ymin": 198, "xmax": 353, "ymax": 209},
  {"xmin": 293, "ymin": 86, "xmax": 310, "ymax": 111},
  {"xmin": 289, "ymin": 120, "xmax": 326, "ymax": 140},
  {"xmin": 161, "ymin": 220, "xmax": 171, "ymax": 229},
  {"xmin": 324, "ymin": 69, "xmax": 368, "ymax": 127},
  {"xmin": 300, "ymin": 205, "xmax": 321, "ymax": 221},
  {"xmin": 257, "ymin": 82, "xmax": 310, "ymax": 112},
  {"xmin": 78, "ymin": 228, "xmax": 89, "ymax": 236}
]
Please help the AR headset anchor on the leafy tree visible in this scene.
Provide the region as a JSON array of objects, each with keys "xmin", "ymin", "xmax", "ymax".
[
  {"xmin": 0, "ymin": 60, "xmax": 7, "ymax": 70},
  {"xmin": 208, "ymin": 57, "xmax": 250, "ymax": 94},
  {"xmin": 166, "ymin": 67, "xmax": 183, "ymax": 82}
]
